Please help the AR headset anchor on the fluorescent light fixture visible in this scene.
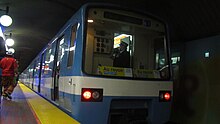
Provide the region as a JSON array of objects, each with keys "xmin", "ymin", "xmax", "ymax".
[
  {"xmin": 87, "ymin": 20, "xmax": 93, "ymax": 23},
  {"xmin": 205, "ymin": 52, "xmax": 209, "ymax": 58}
]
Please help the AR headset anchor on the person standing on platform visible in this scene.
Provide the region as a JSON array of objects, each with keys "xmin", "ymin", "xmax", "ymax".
[
  {"xmin": 9, "ymin": 60, "xmax": 19, "ymax": 93},
  {"xmin": 0, "ymin": 51, "xmax": 18, "ymax": 99}
]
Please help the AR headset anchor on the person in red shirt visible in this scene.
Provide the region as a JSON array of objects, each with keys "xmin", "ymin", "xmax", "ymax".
[{"xmin": 0, "ymin": 51, "xmax": 18, "ymax": 99}]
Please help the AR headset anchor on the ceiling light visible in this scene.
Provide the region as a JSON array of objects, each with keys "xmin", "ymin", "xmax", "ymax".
[
  {"xmin": 8, "ymin": 48, "xmax": 15, "ymax": 53},
  {"xmin": 6, "ymin": 38, "xmax": 14, "ymax": 46},
  {"xmin": 0, "ymin": 15, "xmax": 12, "ymax": 27},
  {"xmin": 0, "ymin": 6, "xmax": 13, "ymax": 27}
]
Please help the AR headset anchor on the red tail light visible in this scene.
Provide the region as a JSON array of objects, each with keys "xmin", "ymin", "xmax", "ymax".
[
  {"xmin": 83, "ymin": 91, "xmax": 92, "ymax": 100},
  {"xmin": 81, "ymin": 88, "xmax": 103, "ymax": 102},
  {"xmin": 164, "ymin": 93, "xmax": 171, "ymax": 101},
  {"xmin": 159, "ymin": 91, "xmax": 171, "ymax": 102}
]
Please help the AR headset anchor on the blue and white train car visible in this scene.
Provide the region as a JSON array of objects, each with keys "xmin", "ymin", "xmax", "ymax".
[{"xmin": 20, "ymin": 3, "xmax": 173, "ymax": 124}]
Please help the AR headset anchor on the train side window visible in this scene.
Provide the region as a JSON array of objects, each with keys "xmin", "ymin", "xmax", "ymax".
[{"xmin": 67, "ymin": 24, "xmax": 78, "ymax": 67}]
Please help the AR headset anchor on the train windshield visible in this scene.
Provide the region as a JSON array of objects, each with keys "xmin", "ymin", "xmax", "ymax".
[{"xmin": 84, "ymin": 7, "xmax": 170, "ymax": 80}]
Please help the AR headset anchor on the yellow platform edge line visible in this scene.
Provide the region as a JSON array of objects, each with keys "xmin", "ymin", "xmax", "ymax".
[{"xmin": 18, "ymin": 82, "xmax": 80, "ymax": 124}]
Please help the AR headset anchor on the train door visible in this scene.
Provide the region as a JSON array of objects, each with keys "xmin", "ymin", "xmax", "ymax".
[{"xmin": 52, "ymin": 36, "xmax": 64, "ymax": 101}]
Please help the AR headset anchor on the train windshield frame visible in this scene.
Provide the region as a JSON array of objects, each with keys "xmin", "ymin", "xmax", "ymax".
[{"xmin": 83, "ymin": 7, "xmax": 171, "ymax": 80}]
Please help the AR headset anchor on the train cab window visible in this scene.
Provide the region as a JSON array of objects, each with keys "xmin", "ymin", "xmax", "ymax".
[
  {"xmin": 67, "ymin": 24, "xmax": 78, "ymax": 68},
  {"xmin": 84, "ymin": 8, "xmax": 170, "ymax": 80}
]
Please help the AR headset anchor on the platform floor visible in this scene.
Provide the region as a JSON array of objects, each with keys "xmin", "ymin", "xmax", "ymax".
[{"xmin": 0, "ymin": 83, "xmax": 80, "ymax": 124}]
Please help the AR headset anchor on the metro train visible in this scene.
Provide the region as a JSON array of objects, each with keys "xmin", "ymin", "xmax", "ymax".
[{"xmin": 20, "ymin": 3, "xmax": 173, "ymax": 124}]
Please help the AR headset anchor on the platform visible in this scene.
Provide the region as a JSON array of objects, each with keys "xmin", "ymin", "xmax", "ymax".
[{"xmin": 0, "ymin": 83, "xmax": 80, "ymax": 124}]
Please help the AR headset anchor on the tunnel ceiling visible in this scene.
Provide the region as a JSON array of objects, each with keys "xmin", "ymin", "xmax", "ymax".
[{"xmin": 0, "ymin": 0, "xmax": 220, "ymax": 71}]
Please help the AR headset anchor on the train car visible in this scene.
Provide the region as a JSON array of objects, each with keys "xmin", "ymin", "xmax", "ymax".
[{"xmin": 20, "ymin": 3, "xmax": 173, "ymax": 124}]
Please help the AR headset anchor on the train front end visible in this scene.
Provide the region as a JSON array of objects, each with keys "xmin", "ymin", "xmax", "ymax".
[{"xmin": 77, "ymin": 5, "xmax": 173, "ymax": 124}]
